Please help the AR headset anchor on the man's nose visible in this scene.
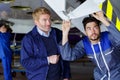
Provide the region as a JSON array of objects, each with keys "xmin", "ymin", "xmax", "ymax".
[
  {"xmin": 91, "ymin": 28, "xmax": 95, "ymax": 33},
  {"xmin": 46, "ymin": 20, "xmax": 51, "ymax": 25}
]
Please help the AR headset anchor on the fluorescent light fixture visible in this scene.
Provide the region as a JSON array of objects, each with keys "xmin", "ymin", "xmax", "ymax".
[
  {"xmin": 10, "ymin": 6, "xmax": 31, "ymax": 11},
  {"xmin": 0, "ymin": 0, "xmax": 15, "ymax": 4}
]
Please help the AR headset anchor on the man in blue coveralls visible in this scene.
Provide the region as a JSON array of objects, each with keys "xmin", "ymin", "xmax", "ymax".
[
  {"xmin": 21, "ymin": 7, "xmax": 71, "ymax": 80},
  {"xmin": 0, "ymin": 21, "xmax": 12, "ymax": 80},
  {"xmin": 61, "ymin": 11, "xmax": 120, "ymax": 80}
]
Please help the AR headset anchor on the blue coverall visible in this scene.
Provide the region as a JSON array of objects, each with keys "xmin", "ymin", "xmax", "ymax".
[
  {"xmin": 21, "ymin": 26, "xmax": 71, "ymax": 80},
  {"xmin": 0, "ymin": 32, "xmax": 12, "ymax": 80},
  {"xmin": 61, "ymin": 23, "xmax": 120, "ymax": 80}
]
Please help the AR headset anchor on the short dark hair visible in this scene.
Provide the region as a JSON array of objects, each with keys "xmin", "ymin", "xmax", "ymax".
[
  {"xmin": 0, "ymin": 21, "xmax": 5, "ymax": 28},
  {"xmin": 82, "ymin": 17, "xmax": 101, "ymax": 30}
]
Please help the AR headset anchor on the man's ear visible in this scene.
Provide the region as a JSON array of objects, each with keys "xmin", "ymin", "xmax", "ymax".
[{"xmin": 34, "ymin": 20, "xmax": 38, "ymax": 25}]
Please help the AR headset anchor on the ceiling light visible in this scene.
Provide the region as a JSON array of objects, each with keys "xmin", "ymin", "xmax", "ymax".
[
  {"xmin": 0, "ymin": 0, "xmax": 15, "ymax": 4},
  {"xmin": 10, "ymin": 6, "xmax": 31, "ymax": 11},
  {"xmin": 26, "ymin": 11, "xmax": 33, "ymax": 15}
]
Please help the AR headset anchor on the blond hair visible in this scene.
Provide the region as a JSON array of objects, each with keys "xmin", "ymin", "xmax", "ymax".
[{"xmin": 32, "ymin": 7, "xmax": 51, "ymax": 21}]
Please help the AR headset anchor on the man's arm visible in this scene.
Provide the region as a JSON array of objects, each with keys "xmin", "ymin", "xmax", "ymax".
[
  {"xmin": 61, "ymin": 20, "xmax": 85, "ymax": 61},
  {"xmin": 107, "ymin": 23, "xmax": 120, "ymax": 44},
  {"xmin": 20, "ymin": 35, "xmax": 48, "ymax": 72},
  {"xmin": 62, "ymin": 20, "xmax": 71, "ymax": 45}
]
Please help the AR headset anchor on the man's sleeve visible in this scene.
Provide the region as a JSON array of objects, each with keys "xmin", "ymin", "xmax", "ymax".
[
  {"xmin": 20, "ymin": 35, "xmax": 48, "ymax": 72},
  {"xmin": 62, "ymin": 60, "xmax": 71, "ymax": 79},
  {"xmin": 107, "ymin": 22, "xmax": 120, "ymax": 44}
]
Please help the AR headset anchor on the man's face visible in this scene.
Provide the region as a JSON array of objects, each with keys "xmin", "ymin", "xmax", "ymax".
[
  {"xmin": 35, "ymin": 14, "xmax": 51, "ymax": 33},
  {"xmin": 85, "ymin": 22, "xmax": 100, "ymax": 43},
  {"xmin": 0, "ymin": 25, "xmax": 7, "ymax": 33}
]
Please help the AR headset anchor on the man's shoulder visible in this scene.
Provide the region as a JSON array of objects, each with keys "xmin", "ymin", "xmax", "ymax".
[
  {"xmin": 101, "ymin": 31, "xmax": 109, "ymax": 36},
  {"xmin": 24, "ymin": 26, "xmax": 38, "ymax": 38},
  {"xmin": 22, "ymin": 30, "xmax": 35, "ymax": 41}
]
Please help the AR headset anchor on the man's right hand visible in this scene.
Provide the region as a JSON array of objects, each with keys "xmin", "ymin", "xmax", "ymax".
[
  {"xmin": 47, "ymin": 55, "xmax": 59, "ymax": 64},
  {"xmin": 62, "ymin": 20, "xmax": 71, "ymax": 35},
  {"xmin": 62, "ymin": 20, "xmax": 71, "ymax": 45}
]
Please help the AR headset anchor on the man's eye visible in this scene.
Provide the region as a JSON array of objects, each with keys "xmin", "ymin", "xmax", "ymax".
[
  {"xmin": 87, "ymin": 27, "xmax": 91, "ymax": 30},
  {"xmin": 43, "ymin": 19, "xmax": 47, "ymax": 21},
  {"xmin": 94, "ymin": 26, "xmax": 98, "ymax": 29}
]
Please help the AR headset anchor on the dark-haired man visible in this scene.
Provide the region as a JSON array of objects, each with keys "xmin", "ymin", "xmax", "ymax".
[
  {"xmin": 61, "ymin": 11, "xmax": 120, "ymax": 80},
  {"xmin": 0, "ymin": 22, "xmax": 12, "ymax": 80}
]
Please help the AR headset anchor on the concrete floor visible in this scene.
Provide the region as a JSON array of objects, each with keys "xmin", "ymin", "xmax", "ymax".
[
  {"xmin": 0, "ymin": 62, "xmax": 95, "ymax": 80},
  {"xmin": 70, "ymin": 62, "xmax": 95, "ymax": 80}
]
